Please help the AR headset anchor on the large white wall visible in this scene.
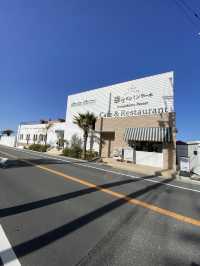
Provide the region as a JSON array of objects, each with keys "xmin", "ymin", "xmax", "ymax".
[
  {"xmin": 47, "ymin": 122, "xmax": 66, "ymax": 147},
  {"xmin": 17, "ymin": 123, "xmax": 47, "ymax": 145},
  {"xmin": 0, "ymin": 136, "xmax": 16, "ymax": 147}
]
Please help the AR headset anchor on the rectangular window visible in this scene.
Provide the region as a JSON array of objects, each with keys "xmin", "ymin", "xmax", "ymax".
[
  {"xmin": 33, "ymin": 134, "xmax": 38, "ymax": 141},
  {"xmin": 194, "ymin": 150, "xmax": 198, "ymax": 156},
  {"xmin": 131, "ymin": 141, "xmax": 163, "ymax": 153}
]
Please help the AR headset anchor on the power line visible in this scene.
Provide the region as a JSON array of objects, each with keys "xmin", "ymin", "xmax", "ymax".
[
  {"xmin": 180, "ymin": 0, "xmax": 200, "ymax": 22},
  {"xmin": 173, "ymin": 0, "xmax": 200, "ymax": 32}
]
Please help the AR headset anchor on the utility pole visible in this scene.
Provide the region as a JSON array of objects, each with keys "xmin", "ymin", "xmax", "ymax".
[{"xmin": 99, "ymin": 117, "xmax": 103, "ymax": 158}]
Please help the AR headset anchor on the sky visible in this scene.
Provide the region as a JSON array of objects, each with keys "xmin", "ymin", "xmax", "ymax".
[{"xmin": 0, "ymin": 0, "xmax": 199, "ymax": 140}]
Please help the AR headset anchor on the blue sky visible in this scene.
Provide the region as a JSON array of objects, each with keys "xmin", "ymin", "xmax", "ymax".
[{"xmin": 0, "ymin": 0, "xmax": 199, "ymax": 140}]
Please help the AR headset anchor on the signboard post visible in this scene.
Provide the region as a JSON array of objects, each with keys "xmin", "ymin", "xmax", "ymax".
[
  {"xmin": 179, "ymin": 157, "xmax": 191, "ymax": 177},
  {"xmin": 123, "ymin": 148, "xmax": 134, "ymax": 162}
]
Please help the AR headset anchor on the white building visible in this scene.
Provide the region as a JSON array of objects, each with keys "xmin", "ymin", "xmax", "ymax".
[
  {"xmin": 177, "ymin": 141, "xmax": 200, "ymax": 171},
  {"xmin": 0, "ymin": 135, "xmax": 16, "ymax": 147},
  {"xmin": 65, "ymin": 72, "xmax": 176, "ymax": 170},
  {"xmin": 17, "ymin": 120, "xmax": 66, "ymax": 148}
]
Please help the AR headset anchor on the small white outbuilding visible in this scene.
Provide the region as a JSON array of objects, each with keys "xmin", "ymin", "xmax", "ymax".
[{"xmin": 176, "ymin": 141, "xmax": 200, "ymax": 174}]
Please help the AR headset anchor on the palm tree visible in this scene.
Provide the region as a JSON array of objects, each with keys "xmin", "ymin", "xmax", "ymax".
[
  {"xmin": 2, "ymin": 129, "xmax": 14, "ymax": 136},
  {"xmin": 73, "ymin": 112, "xmax": 96, "ymax": 159}
]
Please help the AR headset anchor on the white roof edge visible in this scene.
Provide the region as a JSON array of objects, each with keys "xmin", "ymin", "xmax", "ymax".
[
  {"xmin": 186, "ymin": 141, "xmax": 200, "ymax": 144},
  {"xmin": 67, "ymin": 71, "xmax": 174, "ymax": 98}
]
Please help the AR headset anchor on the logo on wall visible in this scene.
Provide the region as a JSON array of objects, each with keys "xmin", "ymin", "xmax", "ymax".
[
  {"xmin": 98, "ymin": 85, "xmax": 174, "ymax": 118},
  {"xmin": 71, "ymin": 99, "xmax": 96, "ymax": 107},
  {"xmin": 69, "ymin": 74, "xmax": 174, "ymax": 119},
  {"xmin": 113, "ymin": 85, "xmax": 153, "ymax": 108}
]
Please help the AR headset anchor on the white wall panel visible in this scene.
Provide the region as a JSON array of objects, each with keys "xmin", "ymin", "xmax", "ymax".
[
  {"xmin": 136, "ymin": 150, "xmax": 163, "ymax": 168},
  {"xmin": 0, "ymin": 136, "xmax": 16, "ymax": 147},
  {"xmin": 66, "ymin": 71, "xmax": 174, "ymax": 122}
]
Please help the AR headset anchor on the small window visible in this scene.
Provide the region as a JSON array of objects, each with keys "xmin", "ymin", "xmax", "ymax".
[
  {"xmin": 194, "ymin": 150, "xmax": 198, "ymax": 155},
  {"xmin": 39, "ymin": 134, "xmax": 43, "ymax": 141},
  {"xmin": 133, "ymin": 141, "xmax": 163, "ymax": 153}
]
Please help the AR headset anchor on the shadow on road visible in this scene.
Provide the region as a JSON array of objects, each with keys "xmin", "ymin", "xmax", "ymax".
[
  {"xmin": 163, "ymin": 255, "xmax": 200, "ymax": 266},
  {"xmin": 1, "ymin": 177, "xmax": 173, "ymax": 264},
  {"xmin": 1, "ymin": 157, "xmax": 102, "ymax": 169},
  {"xmin": 0, "ymin": 178, "xmax": 141, "ymax": 218},
  {"xmin": 178, "ymin": 230, "xmax": 200, "ymax": 247},
  {"xmin": 3, "ymin": 158, "xmax": 69, "ymax": 168},
  {"xmin": 0, "ymin": 173, "xmax": 162, "ymax": 218}
]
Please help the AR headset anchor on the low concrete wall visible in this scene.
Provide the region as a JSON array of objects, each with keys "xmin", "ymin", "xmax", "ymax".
[
  {"xmin": 0, "ymin": 136, "xmax": 16, "ymax": 147},
  {"xmin": 136, "ymin": 150, "xmax": 163, "ymax": 168}
]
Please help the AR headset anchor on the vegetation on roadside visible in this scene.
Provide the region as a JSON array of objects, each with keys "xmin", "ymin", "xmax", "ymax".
[
  {"xmin": 73, "ymin": 112, "xmax": 96, "ymax": 159},
  {"xmin": 62, "ymin": 146, "xmax": 82, "ymax": 158},
  {"xmin": 1, "ymin": 129, "xmax": 14, "ymax": 136},
  {"xmin": 28, "ymin": 144, "xmax": 50, "ymax": 152},
  {"xmin": 62, "ymin": 134, "xmax": 82, "ymax": 158},
  {"xmin": 85, "ymin": 150, "xmax": 99, "ymax": 160},
  {"xmin": 62, "ymin": 133, "xmax": 98, "ymax": 160}
]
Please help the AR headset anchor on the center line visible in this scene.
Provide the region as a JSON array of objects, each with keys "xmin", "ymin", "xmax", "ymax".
[
  {"xmin": 1, "ymin": 147, "xmax": 200, "ymax": 194},
  {"xmin": 1, "ymin": 149, "xmax": 200, "ymax": 228}
]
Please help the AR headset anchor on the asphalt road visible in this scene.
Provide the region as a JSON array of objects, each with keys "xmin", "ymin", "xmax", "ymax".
[{"xmin": 0, "ymin": 145, "xmax": 200, "ymax": 266}]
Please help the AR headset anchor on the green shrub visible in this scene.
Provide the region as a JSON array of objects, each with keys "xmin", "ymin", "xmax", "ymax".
[
  {"xmin": 29, "ymin": 144, "xmax": 50, "ymax": 152},
  {"xmin": 62, "ymin": 148, "xmax": 98, "ymax": 160},
  {"xmin": 62, "ymin": 134, "xmax": 83, "ymax": 159},
  {"xmin": 71, "ymin": 134, "xmax": 82, "ymax": 148},
  {"xmin": 62, "ymin": 147, "xmax": 71, "ymax": 157},
  {"xmin": 62, "ymin": 146, "xmax": 82, "ymax": 158},
  {"xmin": 85, "ymin": 150, "xmax": 99, "ymax": 160}
]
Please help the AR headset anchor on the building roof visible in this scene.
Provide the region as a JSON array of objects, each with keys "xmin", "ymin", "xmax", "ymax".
[
  {"xmin": 20, "ymin": 119, "xmax": 65, "ymax": 125},
  {"xmin": 177, "ymin": 140, "xmax": 200, "ymax": 145},
  {"xmin": 186, "ymin": 141, "xmax": 200, "ymax": 145}
]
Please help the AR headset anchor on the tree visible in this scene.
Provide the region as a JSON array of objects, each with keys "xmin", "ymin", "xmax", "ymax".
[
  {"xmin": 73, "ymin": 112, "xmax": 96, "ymax": 159},
  {"xmin": 71, "ymin": 134, "xmax": 82, "ymax": 148},
  {"xmin": 2, "ymin": 129, "xmax": 14, "ymax": 136}
]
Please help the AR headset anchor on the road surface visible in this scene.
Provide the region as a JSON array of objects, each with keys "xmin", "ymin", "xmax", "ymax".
[{"xmin": 0, "ymin": 145, "xmax": 200, "ymax": 266}]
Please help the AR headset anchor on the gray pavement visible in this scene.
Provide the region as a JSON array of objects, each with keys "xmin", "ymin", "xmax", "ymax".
[{"xmin": 0, "ymin": 145, "xmax": 200, "ymax": 266}]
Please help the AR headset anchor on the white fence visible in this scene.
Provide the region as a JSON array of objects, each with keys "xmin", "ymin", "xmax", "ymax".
[
  {"xmin": 136, "ymin": 150, "xmax": 163, "ymax": 168},
  {"xmin": 0, "ymin": 136, "xmax": 16, "ymax": 147}
]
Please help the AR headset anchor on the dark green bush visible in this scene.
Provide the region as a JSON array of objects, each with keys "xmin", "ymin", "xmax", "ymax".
[
  {"xmin": 62, "ymin": 146, "xmax": 82, "ymax": 158},
  {"xmin": 29, "ymin": 144, "xmax": 50, "ymax": 152},
  {"xmin": 62, "ymin": 147, "xmax": 98, "ymax": 160},
  {"xmin": 85, "ymin": 150, "xmax": 99, "ymax": 160}
]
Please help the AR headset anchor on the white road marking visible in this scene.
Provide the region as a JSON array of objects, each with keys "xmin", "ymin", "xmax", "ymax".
[
  {"xmin": 0, "ymin": 225, "xmax": 21, "ymax": 266},
  {"xmin": 1, "ymin": 146, "xmax": 200, "ymax": 194}
]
